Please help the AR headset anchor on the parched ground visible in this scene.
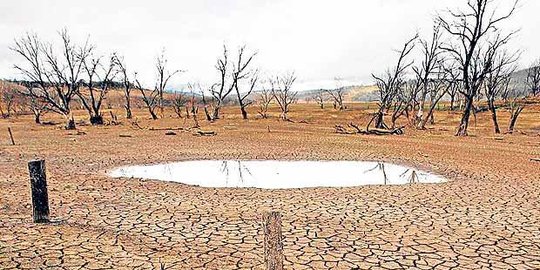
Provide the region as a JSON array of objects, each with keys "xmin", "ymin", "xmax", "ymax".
[{"xmin": 1, "ymin": 104, "xmax": 539, "ymax": 269}]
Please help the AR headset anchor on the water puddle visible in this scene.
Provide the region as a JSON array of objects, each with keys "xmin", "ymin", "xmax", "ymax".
[{"xmin": 109, "ymin": 160, "xmax": 445, "ymax": 189}]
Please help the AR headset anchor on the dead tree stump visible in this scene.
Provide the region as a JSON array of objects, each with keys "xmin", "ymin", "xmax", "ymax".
[
  {"xmin": 28, "ymin": 159, "xmax": 49, "ymax": 223},
  {"xmin": 263, "ymin": 211, "xmax": 283, "ymax": 270}
]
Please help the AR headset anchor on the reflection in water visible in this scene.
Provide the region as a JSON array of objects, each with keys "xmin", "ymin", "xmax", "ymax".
[{"xmin": 109, "ymin": 160, "xmax": 445, "ymax": 189}]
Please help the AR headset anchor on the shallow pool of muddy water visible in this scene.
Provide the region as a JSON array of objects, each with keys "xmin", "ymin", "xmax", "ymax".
[{"xmin": 109, "ymin": 160, "xmax": 445, "ymax": 189}]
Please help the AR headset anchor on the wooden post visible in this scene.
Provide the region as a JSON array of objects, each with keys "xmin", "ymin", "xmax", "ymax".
[
  {"xmin": 8, "ymin": 127, "xmax": 15, "ymax": 145},
  {"xmin": 263, "ymin": 211, "xmax": 283, "ymax": 270},
  {"xmin": 28, "ymin": 159, "xmax": 49, "ymax": 223}
]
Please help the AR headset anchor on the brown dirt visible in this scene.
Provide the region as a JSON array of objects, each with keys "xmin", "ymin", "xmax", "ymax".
[{"xmin": 1, "ymin": 104, "xmax": 539, "ymax": 269}]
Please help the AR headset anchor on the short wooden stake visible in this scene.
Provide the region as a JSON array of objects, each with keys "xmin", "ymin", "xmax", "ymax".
[
  {"xmin": 263, "ymin": 211, "xmax": 283, "ymax": 270},
  {"xmin": 8, "ymin": 127, "xmax": 15, "ymax": 145},
  {"xmin": 28, "ymin": 159, "xmax": 50, "ymax": 223}
]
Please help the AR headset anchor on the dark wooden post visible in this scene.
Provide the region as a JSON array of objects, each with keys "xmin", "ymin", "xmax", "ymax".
[
  {"xmin": 28, "ymin": 159, "xmax": 49, "ymax": 223},
  {"xmin": 8, "ymin": 127, "xmax": 15, "ymax": 145},
  {"xmin": 263, "ymin": 211, "xmax": 283, "ymax": 270}
]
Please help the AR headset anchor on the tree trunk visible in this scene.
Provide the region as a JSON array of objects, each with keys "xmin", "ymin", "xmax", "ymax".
[
  {"xmin": 204, "ymin": 107, "xmax": 212, "ymax": 121},
  {"xmin": 280, "ymin": 111, "xmax": 288, "ymax": 121},
  {"xmin": 456, "ymin": 97, "xmax": 473, "ymax": 136},
  {"xmin": 66, "ymin": 119, "xmax": 76, "ymax": 130},
  {"xmin": 125, "ymin": 104, "xmax": 132, "ymax": 119},
  {"xmin": 240, "ymin": 106, "xmax": 248, "ymax": 120},
  {"xmin": 149, "ymin": 109, "xmax": 158, "ymax": 120},
  {"xmin": 90, "ymin": 115, "xmax": 104, "ymax": 125},
  {"xmin": 64, "ymin": 113, "xmax": 76, "ymax": 130},
  {"xmin": 508, "ymin": 106, "xmax": 524, "ymax": 134},
  {"xmin": 487, "ymin": 99, "xmax": 500, "ymax": 134},
  {"xmin": 419, "ymin": 99, "xmax": 441, "ymax": 130},
  {"xmin": 212, "ymin": 106, "xmax": 221, "ymax": 120},
  {"xmin": 450, "ymin": 95, "xmax": 455, "ymax": 111},
  {"xmin": 374, "ymin": 110, "xmax": 386, "ymax": 129},
  {"xmin": 34, "ymin": 113, "xmax": 41, "ymax": 124}
]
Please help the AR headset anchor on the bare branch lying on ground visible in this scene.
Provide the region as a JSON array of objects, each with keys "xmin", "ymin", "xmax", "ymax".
[{"xmin": 335, "ymin": 123, "xmax": 404, "ymax": 136}]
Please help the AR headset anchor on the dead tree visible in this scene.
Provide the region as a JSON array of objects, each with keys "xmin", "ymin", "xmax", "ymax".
[
  {"xmin": 271, "ymin": 72, "xmax": 298, "ymax": 121},
  {"xmin": 135, "ymin": 73, "xmax": 159, "ymax": 120},
  {"xmin": 232, "ymin": 46, "xmax": 257, "ymax": 119},
  {"xmin": 12, "ymin": 30, "xmax": 92, "ymax": 129},
  {"xmin": 325, "ymin": 77, "xmax": 346, "ymax": 110},
  {"xmin": 21, "ymin": 85, "xmax": 49, "ymax": 124},
  {"xmin": 439, "ymin": 0, "xmax": 519, "ymax": 136},
  {"xmin": 0, "ymin": 84, "xmax": 17, "ymax": 118},
  {"xmin": 155, "ymin": 50, "xmax": 182, "ymax": 118},
  {"xmin": 237, "ymin": 72, "xmax": 258, "ymax": 119},
  {"xmin": 526, "ymin": 58, "xmax": 540, "ymax": 96},
  {"xmin": 211, "ymin": 45, "xmax": 235, "ymax": 120},
  {"xmin": 447, "ymin": 81, "xmax": 460, "ymax": 111},
  {"xmin": 417, "ymin": 65, "xmax": 454, "ymax": 129},
  {"xmin": 506, "ymin": 86, "xmax": 526, "ymax": 134},
  {"xmin": 313, "ymin": 90, "xmax": 325, "ymax": 109},
  {"xmin": 483, "ymin": 51, "xmax": 517, "ymax": 134},
  {"xmin": 391, "ymin": 78, "xmax": 421, "ymax": 128},
  {"xmin": 370, "ymin": 35, "xmax": 417, "ymax": 130},
  {"xmin": 190, "ymin": 83, "xmax": 213, "ymax": 122},
  {"xmin": 188, "ymin": 87, "xmax": 200, "ymax": 128},
  {"xmin": 113, "ymin": 54, "xmax": 133, "ymax": 119},
  {"xmin": 413, "ymin": 24, "xmax": 443, "ymax": 127},
  {"xmin": 171, "ymin": 92, "xmax": 186, "ymax": 118},
  {"xmin": 79, "ymin": 54, "xmax": 117, "ymax": 125},
  {"xmin": 258, "ymin": 82, "xmax": 274, "ymax": 118}
]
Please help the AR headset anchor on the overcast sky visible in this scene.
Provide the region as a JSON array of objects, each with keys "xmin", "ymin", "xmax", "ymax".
[{"xmin": 1, "ymin": 0, "xmax": 538, "ymax": 90}]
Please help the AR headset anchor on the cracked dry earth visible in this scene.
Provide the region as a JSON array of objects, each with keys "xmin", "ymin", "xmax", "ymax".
[{"xmin": 1, "ymin": 110, "xmax": 540, "ymax": 269}]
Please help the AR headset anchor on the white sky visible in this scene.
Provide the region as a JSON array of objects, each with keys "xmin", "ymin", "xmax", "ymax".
[{"xmin": 1, "ymin": 0, "xmax": 538, "ymax": 90}]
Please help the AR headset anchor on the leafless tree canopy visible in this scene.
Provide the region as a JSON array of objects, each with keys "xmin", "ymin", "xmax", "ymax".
[
  {"xmin": 413, "ymin": 23, "xmax": 444, "ymax": 128},
  {"xmin": 135, "ymin": 51, "xmax": 181, "ymax": 120},
  {"xmin": 483, "ymin": 50, "xmax": 517, "ymax": 133},
  {"xmin": 211, "ymin": 44, "xmax": 257, "ymax": 120},
  {"xmin": 526, "ymin": 58, "xmax": 540, "ymax": 96},
  {"xmin": 313, "ymin": 91, "xmax": 326, "ymax": 109},
  {"xmin": 211, "ymin": 45, "xmax": 235, "ymax": 120},
  {"xmin": 79, "ymin": 54, "xmax": 117, "ymax": 124},
  {"xmin": 257, "ymin": 80, "xmax": 274, "ymax": 119},
  {"xmin": 438, "ymin": 0, "xmax": 519, "ymax": 136},
  {"xmin": 271, "ymin": 72, "xmax": 298, "ymax": 121},
  {"xmin": 326, "ymin": 78, "xmax": 346, "ymax": 111},
  {"xmin": 370, "ymin": 34, "xmax": 417, "ymax": 130},
  {"xmin": 155, "ymin": 51, "xmax": 182, "ymax": 118},
  {"xmin": 232, "ymin": 46, "xmax": 258, "ymax": 120},
  {"xmin": 0, "ymin": 82, "xmax": 19, "ymax": 118},
  {"xmin": 113, "ymin": 54, "xmax": 133, "ymax": 119},
  {"xmin": 11, "ymin": 30, "xmax": 92, "ymax": 129}
]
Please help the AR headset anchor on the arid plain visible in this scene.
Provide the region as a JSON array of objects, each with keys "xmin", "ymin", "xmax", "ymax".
[{"xmin": 1, "ymin": 104, "xmax": 540, "ymax": 269}]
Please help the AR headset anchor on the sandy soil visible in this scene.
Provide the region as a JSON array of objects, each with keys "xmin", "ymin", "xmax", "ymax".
[{"xmin": 1, "ymin": 104, "xmax": 539, "ymax": 269}]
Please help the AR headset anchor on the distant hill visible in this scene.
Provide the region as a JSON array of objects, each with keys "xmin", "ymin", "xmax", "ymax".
[{"xmin": 296, "ymin": 85, "xmax": 379, "ymax": 102}]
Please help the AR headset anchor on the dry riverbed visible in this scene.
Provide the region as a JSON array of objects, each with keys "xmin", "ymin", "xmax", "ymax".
[{"xmin": 1, "ymin": 106, "xmax": 540, "ymax": 269}]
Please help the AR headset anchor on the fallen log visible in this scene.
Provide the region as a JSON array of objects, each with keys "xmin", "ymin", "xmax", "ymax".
[
  {"xmin": 149, "ymin": 127, "xmax": 186, "ymax": 131},
  {"xmin": 335, "ymin": 123, "xmax": 404, "ymax": 136},
  {"xmin": 193, "ymin": 130, "xmax": 217, "ymax": 137}
]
